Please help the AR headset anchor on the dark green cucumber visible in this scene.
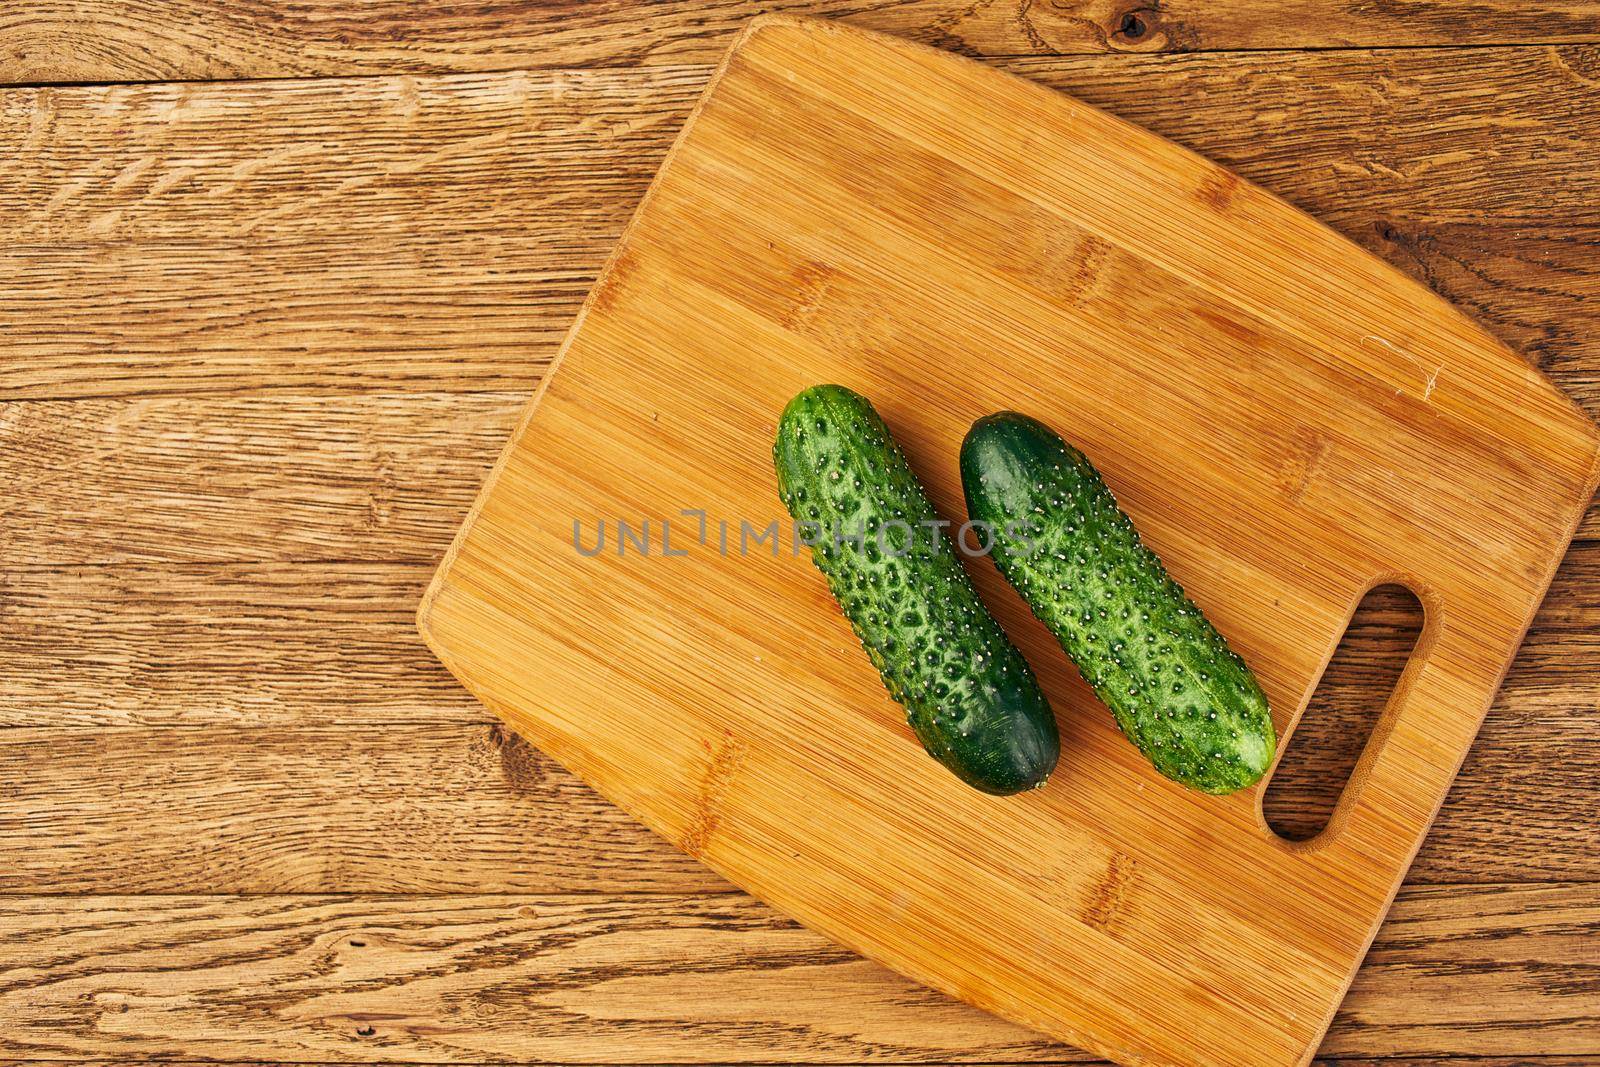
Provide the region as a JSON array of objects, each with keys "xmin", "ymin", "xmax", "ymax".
[
  {"xmin": 774, "ymin": 386, "xmax": 1059, "ymax": 795},
  {"xmin": 960, "ymin": 412, "xmax": 1274, "ymax": 795}
]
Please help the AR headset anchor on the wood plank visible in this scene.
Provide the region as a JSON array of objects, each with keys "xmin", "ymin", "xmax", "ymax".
[
  {"xmin": 0, "ymin": 893, "xmax": 1054, "ymax": 1062},
  {"xmin": 0, "ymin": 235, "xmax": 606, "ymax": 399},
  {"xmin": 1322, "ymin": 884, "xmax": 1600, "ymax": 1059},
  {"xmin": 4, "ymin": 225, "xmax": 1596, "ymax": 411},
  {"xmin": 0, "ymin": 394, "xmax": 519, "ymax": 566},
  {"xmin": 3, "ymin": 543, "xmax": 1595, "ymax": 736},
  {"xmin": 2, "ymin": 49, "xmax": 1591, "ymax": 235},
  {"xmin": 0, "ymin": 562, "xmax": 488, "ymax": 726},
  {"xmin": 0, "ymin": 887, "xmax": 1592, "ymax": 1061},
  {"xmin": 3, "ymin": 50, "xmax": 1598, "ymax": 401},
  {"xmin": 0, "ymin": 725, "xmax": 724, "ymax": 895},
  {"xmin": 6, "ymin": 223, "xmax": 1593, "ymax": 412},
  {"xmin": 0, "ymin": 68, "xmax": 703, "ymax": 247},
  {"xmin": 4, "ymin": 0, "xmax": 1598, "ymax": 84},
  {"xmin": 1, "ymin": 574, "xmax": 1594, "ymax": 889},
  {"xmin": 0, "ymin": 387, "xmax": 1591, "ymax": 576}
]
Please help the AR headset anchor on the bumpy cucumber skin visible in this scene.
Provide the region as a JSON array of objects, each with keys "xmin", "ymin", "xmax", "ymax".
[
  {"xmin": 774, "ymin": 386, "xmax": 1059, "ymax": 796},
  {"xmin": 960, "ymin": 412, "xmax": 1275, "ymax": 795}
]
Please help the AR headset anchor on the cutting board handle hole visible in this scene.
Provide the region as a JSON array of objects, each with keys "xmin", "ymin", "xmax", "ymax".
[{"xmin": 1263, "ymin": 583, "xmax": 1425, "ymax": 843}]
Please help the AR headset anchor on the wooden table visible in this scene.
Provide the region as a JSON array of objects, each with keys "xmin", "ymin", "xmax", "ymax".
[{"xmin": 2, "ymin": 4, "xmax": 1596, "ymax": 1064}]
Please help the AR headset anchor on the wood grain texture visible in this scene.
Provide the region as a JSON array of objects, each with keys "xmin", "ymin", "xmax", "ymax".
[
  {"xmin": 0, "ymin": 894, "xmax": 1054, "ymax": 1063},
  {"xmin": 0, "ymin": 563, "xmax": 488, "ymax": 726},
  {"xmin": 0, "ymin": 390, "xmax": 1592, "ymax": 577},
  {"xmin": 0, "ymin": 394, "xmax": 518, "ymax": 565},
  {"xmin": 0, "ymin": 888, "xmax": 1593, "ymax": 1062},
  {"xmin": 0, "ymin": 237, "xmax": 603, "ymax": 399},
  {"xmin": 4, "ymin": 51, "xmax": 1600, "ymax": 403},
  {"xmin": 2, "ymin": 538, "xmax": 1595, "ymax": 797},
  {"xmin": 4, "ymin": 0, "xmax": 1599, "ymax": 83},
  {"xmin": 11, "ymin": 1062, "xmax": 1586, "ymax": 1067},
  {"xmin": 418, "ymin": 18, "xmax": 1600, "ymax": 1067},
  {"xmin": 0, "ymin": 685, "xmax": 1594, "ymax": 893},
  {"xmin": 4, "ymin": 1063, "xmax": 1588, "ymax": 1067},
  {"xmin": 2, "ymin": 393, "xmax": 1591, "ymax": 573},
  {"xmin": 1365, "ymin": 222, "xmax": 1600, "ymax": 429},
  {"xmin": 0, "ymin": 555, "xmax": 1592, "ymax": 893},
  {"xmin": 1322, "ymin": 883, "xmax": 1600, "ymax": 1059},
  {"xmin": 0, "ymin": 725, "xmax": 723, "ymax": 895},
  {"xmin": 1, "ymin": 10, "xmax": 1597, "ymax": 1065},
  {"xmin": 1264, "ymin": 585, "xmax": 1425, "ymax": 842}
]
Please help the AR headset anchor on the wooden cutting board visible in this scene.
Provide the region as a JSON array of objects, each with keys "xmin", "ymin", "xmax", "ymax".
[{"xmin": 419, "ymin": 16, "xmax": 1600, "ymax": 1067}]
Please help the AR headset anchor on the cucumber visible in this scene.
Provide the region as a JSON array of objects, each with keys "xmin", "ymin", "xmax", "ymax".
[
  {"xmin": 960, "ymin": 412, "xmax": 1275, "ymax": 795},
  {"xmin": 774, "ymin": 386, "xmax": 1059, "ymax": 795}
]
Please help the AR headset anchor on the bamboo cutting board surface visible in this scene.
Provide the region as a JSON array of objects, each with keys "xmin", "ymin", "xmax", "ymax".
[{"xmin": 419, "ymin": 16, "xmax": 1600, "ymax": 1067}]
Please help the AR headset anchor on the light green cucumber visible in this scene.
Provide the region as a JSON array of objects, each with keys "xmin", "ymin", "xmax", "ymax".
[{"xmin": 960, "ymin": 411, "xmax": 1275, "ymax": 794}]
